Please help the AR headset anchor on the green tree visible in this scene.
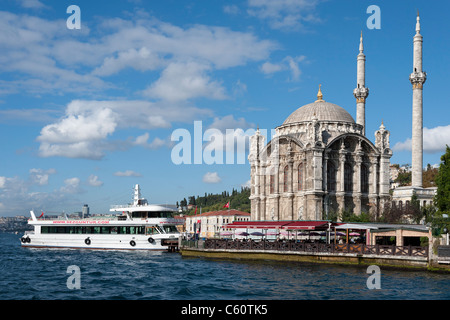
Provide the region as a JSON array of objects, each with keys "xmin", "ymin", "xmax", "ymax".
[{"xmin": 435, "ymin": 145, "xmax": 450, "ymax": 214}]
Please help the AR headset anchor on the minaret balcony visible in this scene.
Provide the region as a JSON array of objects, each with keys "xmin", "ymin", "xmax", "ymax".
[
  {"xmin": 353, "ymin": 86, "xmax": 369, "ymax": 102},
  {"xmin": 409, "ymin": 71, "xmax": 427, "ymax": 88}
]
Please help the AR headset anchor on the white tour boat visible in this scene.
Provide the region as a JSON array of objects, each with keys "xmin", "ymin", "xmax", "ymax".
[{"xmin": 20, "ymin": 185, "xmax": 183, "ymax": 250}]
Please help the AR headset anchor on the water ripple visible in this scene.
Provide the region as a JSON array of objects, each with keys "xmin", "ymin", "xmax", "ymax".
[{"xmin": 1, "ymin": 233, "xmax": 450, "ymax": 300}]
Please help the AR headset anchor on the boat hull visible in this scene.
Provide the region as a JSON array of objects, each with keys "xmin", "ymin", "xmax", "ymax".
[{"xmin": 20, "ymin": 234, "xmax": 179, "ymax": 251}]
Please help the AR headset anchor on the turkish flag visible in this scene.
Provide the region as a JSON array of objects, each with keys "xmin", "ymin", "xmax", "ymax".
[
  {"xmin": 223, "ymin": 202, "xmax": 229, "ymax": 209},
  {"xmin": 194, "ymin": 206, "xmax": 197, "ymax": 214}
]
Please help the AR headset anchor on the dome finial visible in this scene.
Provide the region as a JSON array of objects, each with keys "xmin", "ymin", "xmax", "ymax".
[{"xmin": 316, "ymin": 84, "xmax": 324, "ymax": 102}]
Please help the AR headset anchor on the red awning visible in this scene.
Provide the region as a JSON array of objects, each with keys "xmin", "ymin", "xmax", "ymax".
[
  {"xmin": 282, "ymin": 221, "xmax": 331, "ymax": 230},
  {"xmin": 225, "ymin": 221, "xmax": 290, "ymax": 229},
  {"xmin": 225, "ymin": 220, "xmax": 334, "ymax": 230}
]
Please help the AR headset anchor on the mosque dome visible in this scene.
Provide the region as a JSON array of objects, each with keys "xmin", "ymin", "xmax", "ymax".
[{"xmin": 282, "ymin": 85, "xmax": 355, "ymax": 125}]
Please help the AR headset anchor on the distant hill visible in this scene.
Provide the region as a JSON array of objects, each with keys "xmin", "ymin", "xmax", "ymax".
[{"xmin": 178, "ymin": 187, "xmax": 251, "ymax": 215}]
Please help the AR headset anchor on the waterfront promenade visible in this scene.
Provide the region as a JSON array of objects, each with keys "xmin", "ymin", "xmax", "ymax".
[{"xmin": 180, "ymin": 239, "xmax": 449, "ymax": 271}]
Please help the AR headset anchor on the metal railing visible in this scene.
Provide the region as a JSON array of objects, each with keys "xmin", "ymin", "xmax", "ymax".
[{"xmin": 196, "ymin": 239, "xmax": 428, "ymax": 258}]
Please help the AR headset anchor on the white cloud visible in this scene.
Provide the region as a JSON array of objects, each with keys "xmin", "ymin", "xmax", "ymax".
[
  {"xmin": 202, "ymin": 172, "xmax": 222, "ymax": 184},
  {"xmin": 29, "ymin": 168, "xmax": 56, "ymax": 186},
  {"xmin": 285, "ymin": 55, "xmax": 304, "ymax": 81},
  {"xmin": 204, "ymin": 115, "xmax": 256, "ymax": 163},
  {"xmin": 208, "ymin": 115, "xmax": 255, "ymax": 133},
  {"xmin": 37, "ymin": 104, "xmax": 117, "ymax": 159},
  {"xmin": 0, "ymin": 172, "xmax": 85, "ymax": 215},
  {"xmin": 393, "ymin": 125, "xmax": 450, "ymax": 154},
  {"xmin": 142, "ymin": 61, "xmax": 227, "ymax": 102},
  {"xmin": 88, "ymin": 175, "xmax": 103, "ymax": 187},
  {"xmin": 38, "ymin": 107, "xmax": 117, "ymax": 145},
  {"xmin": 260, "ymin": 61, "xmax": 284, "ymax": 74},
  {"xmin": 241, "ymin": 179, "xmax": 251, "ymax": 188},
  {"xmin": 0, "ymin": 11, "xmax": 276, "ymax": 96},
  {"xmin": 60, "ymin": 177, "xmax": 82, "ymax": 194},
  {"xmin": 134, "ymin": 133, "xmax": 168, "ymax": 149},
  {"xmin": 223, "ymin": 5, "xmax": 241, "ymax": 15},
  {"xmin": 92, "ymin": 47, "xmax": 162, "ymax": 76},
  {"xmin": 36, "ymin": 99, "xmax": 212, "ymax": 159},
  {"xmin": 17, "ymin": 0, "xmax": 47, "ymax": 9},
  {"xmin": 0, "ymin": 177, "xmax": 6, "ymax": 189},
  {"xmin": 247, "ymin": 0, "xmax": 322, "ymax": 30},
  {"xmin": 2, "ymin": 10, "xmax": 278, "ymax": 160},
  {"xmin": 114, "ymin": 170, "xmax": 142, "ymax": 177},
  {"xmin": 260, "ymin": 55, "xmax": 306, "ymax": 80}
]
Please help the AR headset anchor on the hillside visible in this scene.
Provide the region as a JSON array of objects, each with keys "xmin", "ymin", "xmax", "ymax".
[{"xmin": 178, "ymin": 187, "xmax": 251, "ymax": 215}]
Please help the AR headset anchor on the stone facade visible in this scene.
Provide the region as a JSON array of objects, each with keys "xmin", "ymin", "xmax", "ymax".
[{"xmin": 248, "ymin": 93, "xmax": 392, "ymax": 222}]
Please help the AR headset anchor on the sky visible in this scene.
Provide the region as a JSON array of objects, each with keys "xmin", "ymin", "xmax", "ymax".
[{"xmin": 0, "ymin": 0, "xmax": 449, "ymax": 217}]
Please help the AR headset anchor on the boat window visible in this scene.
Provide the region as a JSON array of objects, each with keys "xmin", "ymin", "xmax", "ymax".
[
  {"xmin": 162, "ymin": 225, "xmax": 178, "ymax": 234},
  {"xmin": 132, "ymin": 211, "xmax": 147, "ymax": 218},
  {"xmin": 136, "ymin": 226, "xmax": 145, "ymax": 234},
  {"xmin": 147, "ymin": 211, "xmax": 174, "ymax": 218},
  {"xmin": 101, "ymin": 227, "xmax": 110, "ymax": 234},
  {"xmin": 39, "ymin": 225, "xmax": 146, "ymax": 234},
  {"xmin": 146, "ymin": 226, "xmax": 160, "ymax": 235},
  {"xmin": 118, "ymin": 227, "xmax": 129, "ymax": 234}
]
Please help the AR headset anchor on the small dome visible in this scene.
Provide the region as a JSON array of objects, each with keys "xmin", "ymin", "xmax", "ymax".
[{"xmin": 283, "ymin": 100, "xmax": 355, "ymax": 125}]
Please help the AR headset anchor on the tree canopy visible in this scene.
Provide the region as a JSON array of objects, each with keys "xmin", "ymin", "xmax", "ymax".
[
  {"xmin": 435, "ymin": 145, "xmax": 450, "ymax": 214},
  {"xmin": 178, "ymin": 187, "xmax": 250, "ymax": 215}
]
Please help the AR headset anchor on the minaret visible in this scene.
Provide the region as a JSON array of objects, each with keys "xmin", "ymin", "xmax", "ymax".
[
  {"xmin": 353, "ymin": 31, "xmax": 369, "ymax": 135},
  {"xmin": 409, "ymin": 11, "xmax": 427, "ymax": 188}
]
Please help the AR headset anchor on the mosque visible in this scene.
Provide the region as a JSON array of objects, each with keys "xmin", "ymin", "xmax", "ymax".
[{"xmin": 248, "ymin": 14, "xmax": 429, "ymax": 222}]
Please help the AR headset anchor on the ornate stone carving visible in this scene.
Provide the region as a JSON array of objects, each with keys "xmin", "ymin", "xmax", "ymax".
[
  {"xmin": 409, "ymin": 71, "xmax": 427, "ymax": 89},
  {"xmin": 353, "ymin": 86, "xmax": 369, "ymax": 102}
]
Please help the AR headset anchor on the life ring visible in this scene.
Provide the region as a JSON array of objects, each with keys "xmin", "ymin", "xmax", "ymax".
[
  {"xmin": 130, "ymin": 240, "xmax": 136, "ymax": 247},
  {"xmin": 85, "ymin": 237, "xmax": 91, "ymax": 245},
  {"xmin": 148, "ymin": 237, "xmax": 155, "ymax": 244}
]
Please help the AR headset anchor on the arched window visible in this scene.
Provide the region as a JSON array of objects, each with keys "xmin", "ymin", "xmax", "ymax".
[
  {"xmin": 327, "ymin": 161, "xmax": 336, "ymax": 192},
  {"xmin": 344, "ymin": 163, "xmax": 353, "ymax": 192},
  {"xmin": 269, "ymin": 174, "xmax": 275, "ymax": 194},
  {"xmin": 361, "ymin": 164, "xmax": 369, "ymax": 193},
  {"xmin": 298, "ymin": 163, "xmax": 303, "ymax": 191},
  {"xmin": 283, "ymin": 165, "xmax": 289, "ymax": 192}
]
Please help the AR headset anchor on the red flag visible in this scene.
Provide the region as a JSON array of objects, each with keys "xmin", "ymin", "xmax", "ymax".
[
  {"xmin": 223, "ymin": 202, "xmax": 229, "ymax": 209},
  {"xmin": 38, "ymin": 211, "xmax": 44, "ymax": 218},
  {"xmin": 194, "ymin": 206, "xmax": 197, "ymax": 215}
]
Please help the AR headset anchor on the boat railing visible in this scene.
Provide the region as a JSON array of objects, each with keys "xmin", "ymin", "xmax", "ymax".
[
  {"xmin": 32, "ymin": 216, "xmax": 120, "ymax": 221},
  {"xmin": 198, "ymin": 239, "xmax": 429, "ymax": 258}
]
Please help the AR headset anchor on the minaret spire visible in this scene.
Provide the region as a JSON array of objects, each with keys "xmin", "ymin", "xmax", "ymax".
[
  {"xmin": 353, "ymin": 31, "xmax": 369, "ymax": 135},
  {"xmin": 416, "ymin": 10, "xmax": 421, "ymax": 34},
  {"xmin": 359, "ymin": 30, "xmax": 364, "ymax": 53},
  {"xmin": 410, "ymin": 11, "xmax": 427, "ymax": 188}
]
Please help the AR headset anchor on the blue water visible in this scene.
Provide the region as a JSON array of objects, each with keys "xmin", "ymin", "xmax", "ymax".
[{"xmin": 1, "ymin": 233, "xmax": 449, "ymax": 300}]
